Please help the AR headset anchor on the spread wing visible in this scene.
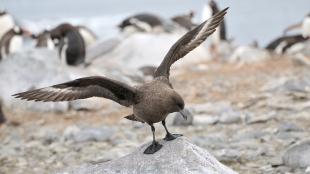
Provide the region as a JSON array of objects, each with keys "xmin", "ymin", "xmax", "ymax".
[
  {"xmin": 13, "ymin": 76, "xmax": 137, "ymax": 107},
  {"xmin": 154, "ymin": 7, "xmax": 228, "ymax": 78}
]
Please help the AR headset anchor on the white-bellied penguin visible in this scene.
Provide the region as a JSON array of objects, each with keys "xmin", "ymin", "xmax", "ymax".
[
  {"xmin": 0, "ymin": 10, "xmax": 15, "ymax": 41},
  {"xmin": 50, "ymin": 23, "xmax": 86, "ymax": 66},
  {"xmin": 0, "ymin": 26, "xmax": 31, "ymax": 60},
  {"xmin": 201, "ymin": 0, "xmax": 227, "ymax": 43}
]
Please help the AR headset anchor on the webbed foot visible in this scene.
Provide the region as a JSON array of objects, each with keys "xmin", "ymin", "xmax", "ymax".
[
  {"xmin": 163, "ymin": 133, "xmax": 183, "ymax": 141},
  {"xmin": 144, "ymin": 141, "xmax": 163, "ymax": 154}
]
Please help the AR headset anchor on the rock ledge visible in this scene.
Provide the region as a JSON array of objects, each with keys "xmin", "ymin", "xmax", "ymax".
[{"xmin": 56, "ymin": 137, "xmax": 238, "ymax": 174}]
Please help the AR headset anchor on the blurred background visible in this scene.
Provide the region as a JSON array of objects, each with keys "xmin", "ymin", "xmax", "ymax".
[
  {"xmin": 0, "ymin": 0, "xmax": 310, "ymax": 174},
  {"xmin": 2, "ymin": 0, "xmax": 310, "ymax": 44}
]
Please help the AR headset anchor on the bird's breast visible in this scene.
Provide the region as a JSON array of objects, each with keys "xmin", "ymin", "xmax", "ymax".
[{"xmin": 133, "ymin": 83, "xmax": 174, "ymax": 124}]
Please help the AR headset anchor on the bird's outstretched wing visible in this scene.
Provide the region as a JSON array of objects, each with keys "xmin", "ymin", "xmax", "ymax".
[
  {"xmin": 154, "ymin": 7, "xmax": 228, "ymax": 78},
  {"xmin": 13, "ymin": 76, "xmax": 137, "ymax": 107}
]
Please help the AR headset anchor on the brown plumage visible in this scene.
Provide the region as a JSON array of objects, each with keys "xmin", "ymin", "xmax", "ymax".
[{"xmin": 13, "ymin": 8, "xmax": 228, "ymax": 154}]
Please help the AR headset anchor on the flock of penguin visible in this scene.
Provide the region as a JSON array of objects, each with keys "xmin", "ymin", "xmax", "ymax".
[
  {"xmin": 0, "ymin": 0, "xmax": 230, "ymax": 67},
  {"xmin": 1, "ymin": 1, "xmax": 309, "ymax": 68},
  {"xmin": 0, "ymin": 12, "xmax": 98, "ymax": 65}
]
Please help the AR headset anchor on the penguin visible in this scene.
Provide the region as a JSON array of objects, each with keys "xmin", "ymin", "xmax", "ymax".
[
  {"xmin": 0, "ymin": 10, "xmax": 15, "ymax": 41},
  {"xmin": 265, "ymin": 34, "xmax": 307, "ymax": 54},
  {"xmin": 201, "ymin": 0, "xmax": 227, "ymax": 43},
  {"xmin": 0, "ymin": 26, "xmax": 25, "ymax": 60},
  {"xmin": 50, "ymin": 23, "xmax": 86, "ymax": 66},
  {"xmin": 302, "ymin": 13, "xmax": 310, "ymax": 38},
  {"xmin": 118, "ymin": 13, "xmax": 165, "ymax": 33},
  {"xmin": 31, "ymin": 30, "xmax": 55, "ymax": 50},
  {"xmin": 76, "ymin": 25, "xmax": 97, "ymax": 47},
  {"xmin": 171, "ymin": 11, "xmax": 196, "ymax": 30},
  {"xmin": 284, "ymin": 13, "xmax": 310, "ymax": 39}
]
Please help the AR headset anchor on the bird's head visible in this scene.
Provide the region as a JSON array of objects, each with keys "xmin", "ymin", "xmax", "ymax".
[{"xmin": 171, "ymin": 92, "xmax": 188, "ymax": 120}]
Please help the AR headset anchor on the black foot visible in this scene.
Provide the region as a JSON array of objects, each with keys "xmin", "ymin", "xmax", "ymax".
[
  {"xmin": 163, "ymin": 133, "xmax": 183, "ymax": 141},
  {"xmin": 144, "ymin": 141, "xmax": 163, "ymax": 154}
]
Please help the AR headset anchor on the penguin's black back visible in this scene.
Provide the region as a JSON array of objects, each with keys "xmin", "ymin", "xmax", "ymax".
[
  {"xmin": 265, "ymin": 34, "xmax": 307, "ymax": 52},
  {"xmin": 210, "ymin": 1, "xmax": 227, "ymax": 40},
  {"xmin": 59, "ymin": 28, "xmax": 85, "ymax": 66},
  {"xmin": 119, "ymin": 13, "xmax": 163, "ymax": 29}
]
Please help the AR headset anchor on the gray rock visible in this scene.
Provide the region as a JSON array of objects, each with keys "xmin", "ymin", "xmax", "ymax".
[
  {"xmin": 189, "ymin": 102, "xmax": 232, "ymax": 115},
  {"xmin": 229, "ymin": 46, "xmax": 271, "ymax": 64},
  {"xmin": 193, "ymin": 114, "xmax": 218, "ymax": 125},
  {"xmin": 283, "ymin": 140, "xmax": 310, "ymax": 168},
  {"xmin": 278, "ymin": 122, "xmax": 303, "ymax": 132},
  {"xmin": 262, "ymin": 76, "xmax": 310, "ymax": 94},
  {"xmin": 245, "ymin": 111, "xmax": 276, "ymax": 124},
  {"xmin": 63, "ymin": 126, "xmax": 115, "ymax": 143},
  {"xmin": 269, "ymin": 156, "xmax": 284, "ymax": 167},
  {"xmin": 57, "ymin": 137, "xmax": 237, "ymax": 174},
  {"xmin": 172, "ymin": 108, "xmax": 194, "ymax": 126},
  {"xmin": 214, "ymin": 149, "xmax": 241, "ymax": 163},
  {"xmin": 34, "ymin": 128, "xmax": 60, "ymax": 145},
  {"xmin": 218, "ymin": 111, "xmax": 241, "ymax": 124},
  {"xmin": 69, "ymin": 98, "xmax": 105, "ymax": 111}
]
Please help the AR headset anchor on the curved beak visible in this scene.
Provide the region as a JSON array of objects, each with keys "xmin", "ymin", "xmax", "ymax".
[{"xmin": 179, "ymin": 109, "xmax": 188, "ymax": 120}]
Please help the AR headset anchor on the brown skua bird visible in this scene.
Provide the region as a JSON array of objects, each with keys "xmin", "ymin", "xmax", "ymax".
[{"xmin": 13, "ymin": 8, "xmax": 228, "ymax": 154}]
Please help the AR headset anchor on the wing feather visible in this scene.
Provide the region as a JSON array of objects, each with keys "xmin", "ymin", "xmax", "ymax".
[
  {"xmin": 13, "ymin": 76, "xmax": 137, "ymax": 107},
  {"xmin": 154, "ymin": 7, "xmax": 228, "ymax": 78}
]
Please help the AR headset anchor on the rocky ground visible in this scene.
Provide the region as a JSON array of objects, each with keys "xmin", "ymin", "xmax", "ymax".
[{"xmin": 1, "ymin": 56, "xmax": 310, "ymax": 174}]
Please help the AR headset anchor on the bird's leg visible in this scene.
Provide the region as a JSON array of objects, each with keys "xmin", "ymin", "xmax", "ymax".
[
  {"xmin": 162, "ymin": 119, "xmax": 183, "ymax": 141},
  {"xmin": 144, "ymin": 124, "xmax": 163, "ymax": 154}
]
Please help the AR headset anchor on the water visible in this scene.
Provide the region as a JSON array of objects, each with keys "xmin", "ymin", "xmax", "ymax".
[{"xmin": 1, "ymin": 0, "xmax": 309, "ymax": 45}]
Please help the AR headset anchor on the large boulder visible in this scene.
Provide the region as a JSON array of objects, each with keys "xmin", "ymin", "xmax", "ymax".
[{"xmin": 57, "ymin": 137, "xmax": 238, "ymax": 174}]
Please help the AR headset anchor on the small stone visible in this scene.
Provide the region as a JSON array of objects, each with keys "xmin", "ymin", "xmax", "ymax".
[
  {"xmin": 193, "ymin": 114, "xmax": 218, "ymax": 125},
  {"xmin": 33, "ymin": 128, "xmax": 60, "ymax": 145},
  {"xmin": 278, "ymin": 122, "xmax": 303, "ymax": 132},
  {"xmin": 63, "ymin": 125, "xmax": 81, "ymax": 141},
  {"xmin": 269, "ymin": 157, "xmax": 284, "ymax": 167},
  {"xmin": 245, "ymin": 111, "xmax": 276, "ymax": 124},
  {"xmin": 64, "ymin": 126, "xmax": 115, "ymax": 143},
  {"xmin": 218, "ymin": 111, "xmax": 241, "ymax": 124},
  {"xmin": 214, "ymin": 149, "xmax": 241, "ymax": 163}
]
